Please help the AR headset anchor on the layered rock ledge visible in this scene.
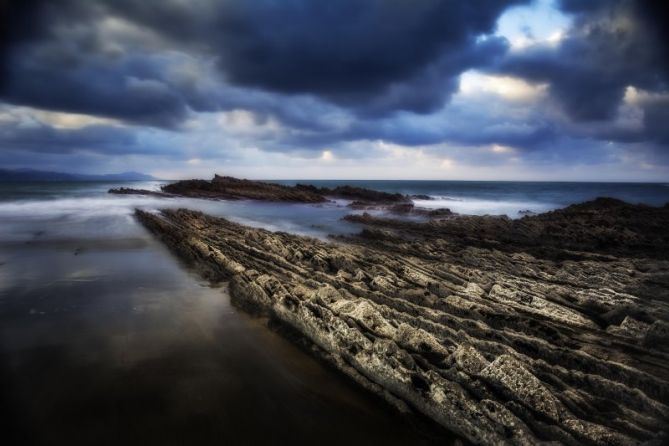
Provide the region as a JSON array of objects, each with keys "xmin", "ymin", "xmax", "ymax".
[
  {"xmin": 344, "ymin": 198, "xmax": 669, "ymax": 260},
  {"xmin": 157, "ymin": 174, "xmax": 411, "ymax": 205},
  {"xmin": 108, "ymin": 187, "xmax": 173, "ymax": 197},
  {"xmin": 109, "ymin": 175, "xmax": 437, "ymax": 216},
  {"xmin": 161, "ymin": 175, "xmax": 327, "ymax": 202},
  {"xmin": 136, "ymin": 199, "xmax": 669, "ymax": 445}
]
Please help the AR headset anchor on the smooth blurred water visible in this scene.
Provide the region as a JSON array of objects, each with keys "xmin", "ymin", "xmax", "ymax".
[
  {"xmin": 0, "ymin": 181, "xmax": 363, "ymax": 243},
  {"xmin": 0, "ymin": 181, "xmax": 454, "ymax": 445},
  {"xmin": 1, "ymin": 180, "xmax": 667, "ymax": 245}
]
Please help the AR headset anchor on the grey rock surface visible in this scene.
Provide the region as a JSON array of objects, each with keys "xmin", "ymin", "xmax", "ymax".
[{"xmin": 136, "ymin": 198, "xmax": 669, "ymax": 445}]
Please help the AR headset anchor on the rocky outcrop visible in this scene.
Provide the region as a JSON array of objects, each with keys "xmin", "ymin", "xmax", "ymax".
[
  {"xmin": 161, "ymin": 175, "xmax": 327, "ymax": 202},
  {"xmin": 157, "ymin": 175, "xmax": 416, "ymax": 205},
  {"xmin": 345, "ymin": 197, "xmax": 669, "ymax": 260},
  {"xmin": 295, "ymin": 183, "xmax": 409, "ymax": 205},
  {"xmin": 111, "ymin": 176, "xmax": 444, "ymax": 216},
  {"xmin": 136, "ymin": 199, "xmax": 669, "ymax": 445},
  {"xmin": 108, "ymin": 187, "xmax": 173, "ymax": 197}
]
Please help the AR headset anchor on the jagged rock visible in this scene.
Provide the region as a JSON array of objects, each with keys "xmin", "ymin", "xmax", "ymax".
[
  {"xmin": 644, "ymin": 320, "xmax": 669, "ymax": 351},
  {"xmin": 162, "ymin": 175, "xmax": 327, "ymax": 202},
  {"xmin": 453, "ymin": 345, "xmax": 489, "ymax": 375},
  {"xmin": 344, "ymin": 197, "xmax": 669, "ymax": 259},
  {"xmin": 426, "ymin": 208, "xmax": 453, "ymax": 218},
  {"xmin": 297, "ymin": 184, "xmax": 408, "ymax": 204},
  {"xmin": 480, "ymin": 354, "xmax": 562, "ymax": 422},
  {"xmin": 157, "ymin": 174, "xmax": 415, "ymax": 204},
  {"xmin": 108, "ymin": 187, "xmax": 173, "ymax": 197},
  {"xmin": 135, "ymin": 198, "xmax": 669, "ymax": 446},
  {"xmin": 128, "ymin": 174, "xmax": 461, "ymax": 218},
  {"xmin": 607, "ymin": 316, "xmax": 651, "ymax": 340}
]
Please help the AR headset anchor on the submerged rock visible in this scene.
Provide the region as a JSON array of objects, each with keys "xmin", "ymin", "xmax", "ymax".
[{"xmin": 136, "ymin": 198, "xmax": 669, "ymax": 445}]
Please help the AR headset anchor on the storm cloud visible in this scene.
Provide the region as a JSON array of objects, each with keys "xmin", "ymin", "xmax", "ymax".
[
  {"xmin": 1, "ymin": 0, "xmax": 526, "ymax": 125},
  {"xmin": 498, "ymin": 1, "xmax": 669, "ymax": 135},
  {"xmin": 0, "ymin": 0, "xmax": 668, "ymax": 179}
]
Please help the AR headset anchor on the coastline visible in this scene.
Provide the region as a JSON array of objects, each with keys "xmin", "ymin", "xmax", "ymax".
[
  {"xmin": 134, "ymin": 184, "xmax": 669, "ymax": 445},
  {"xmin": 2, "ymin": 177, "xmax": 668, "ymax": 444}
]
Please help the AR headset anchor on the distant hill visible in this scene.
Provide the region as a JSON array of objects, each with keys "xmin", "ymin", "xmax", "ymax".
[{"xmin": 0, "ymin": 169, "xmax": 158, "ymax": 182}]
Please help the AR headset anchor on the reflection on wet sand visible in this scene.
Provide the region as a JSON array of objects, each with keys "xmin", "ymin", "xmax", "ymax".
[{"xmin": 0, "ymin": 236, "xmax": 454, "ymax": 445}]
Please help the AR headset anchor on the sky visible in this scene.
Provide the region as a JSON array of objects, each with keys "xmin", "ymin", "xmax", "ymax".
[{"xmin": 0, "ymin": 0, "xmax": 668, "ymax": 181}]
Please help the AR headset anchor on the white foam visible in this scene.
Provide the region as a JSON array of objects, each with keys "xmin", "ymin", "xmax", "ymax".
[
  {"xmin": 412, "ymin": 196, "xmax": 557, "ymax": 217},
  {"xmin": 0, "ymin": 193, "xmax": 354, "ymax": 242},
  {"xmin": 0, "ymin": 194, "xmax": 184, "ymax": 241},
  {"xmin": 0, "ymin": 196, "xmax": 166, "ymax": 219}
]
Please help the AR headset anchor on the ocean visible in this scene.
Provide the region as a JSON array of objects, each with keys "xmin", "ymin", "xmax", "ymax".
[
  {"xmin": 1, "ymin": 180, "xmax": 667, "ymax": 243},
  {"xmin": 0, "ymin": 179, "xmax": 667, "ymax": 444},
  {"xmin": 273, "ymin": 179, "xmax": 669, "ymax": 216}
]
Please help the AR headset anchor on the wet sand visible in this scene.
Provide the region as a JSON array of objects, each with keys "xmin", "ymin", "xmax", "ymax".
[{"xmin": 0, "ymin": 235, "xmax": 455, "ymax": 445}]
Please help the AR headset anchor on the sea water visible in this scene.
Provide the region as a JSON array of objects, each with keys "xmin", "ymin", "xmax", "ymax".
[
  {"xmin": 274, "ymin": 179, "xmax": 669, "ymax": 217},
  {"xmin": 2, "ymin": 180, "xmax": 666, "ymax": 243},
  {"xmin": 0, "ymin": 181, "xmax": 455, "ymax": 445}
]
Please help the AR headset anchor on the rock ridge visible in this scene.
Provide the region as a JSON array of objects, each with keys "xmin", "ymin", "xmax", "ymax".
[
  {"xmin": 157, "ymin": 175, "xmax": 412, "ymax": 204},
  {"xmin": 135, "ymin": 199, "xmax": 669, "ymax": 445}
]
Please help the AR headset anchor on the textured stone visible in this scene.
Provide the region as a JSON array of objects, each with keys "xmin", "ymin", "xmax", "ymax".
[
  {"xmin": 480, "ymin": 354, "xmax": 562, "ymax": 421},
  {"xmin": 136, "ymin": 198, "xmax": 669, "ymax": 446}
]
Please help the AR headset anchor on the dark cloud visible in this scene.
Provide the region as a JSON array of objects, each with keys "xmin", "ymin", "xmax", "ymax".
[
  {"xmin": 0, "ymin": 121, "xmax": 137, "ymax": 155},
  {"xmin": 343, "ymin": 35, "xmax": 510, "ymax": 116},
  {"xmin": 643, "ymin": 98, "xmax": 669, "ymax": 145},
  {"xmin": 105, "ymin": 1, "xmax": 523, "ymax": 101},
  {"xmin": 1, "ymin": 1, "xmax": 211, "ymax": 127},
  {"xmin": 4, "ymin": 54, "xmax": 189, "ymax": 127},
  {"xmin": 499, "ymin": 0, "xmax": 669, "ymax": 125},
  {"xmin": 0, "ymin": 0, "xmax": 667, "ymax": 176},
  {"xmin": 1, "ymin": 0, "xmax": 526, "ymax": 126},
  {"xmin": 560, "ymin": 0, "xmax": 669, "ymax": 66},
  {"xmin": 244, "ymin": 87, "xmax": 558, "ymax": 154}
]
